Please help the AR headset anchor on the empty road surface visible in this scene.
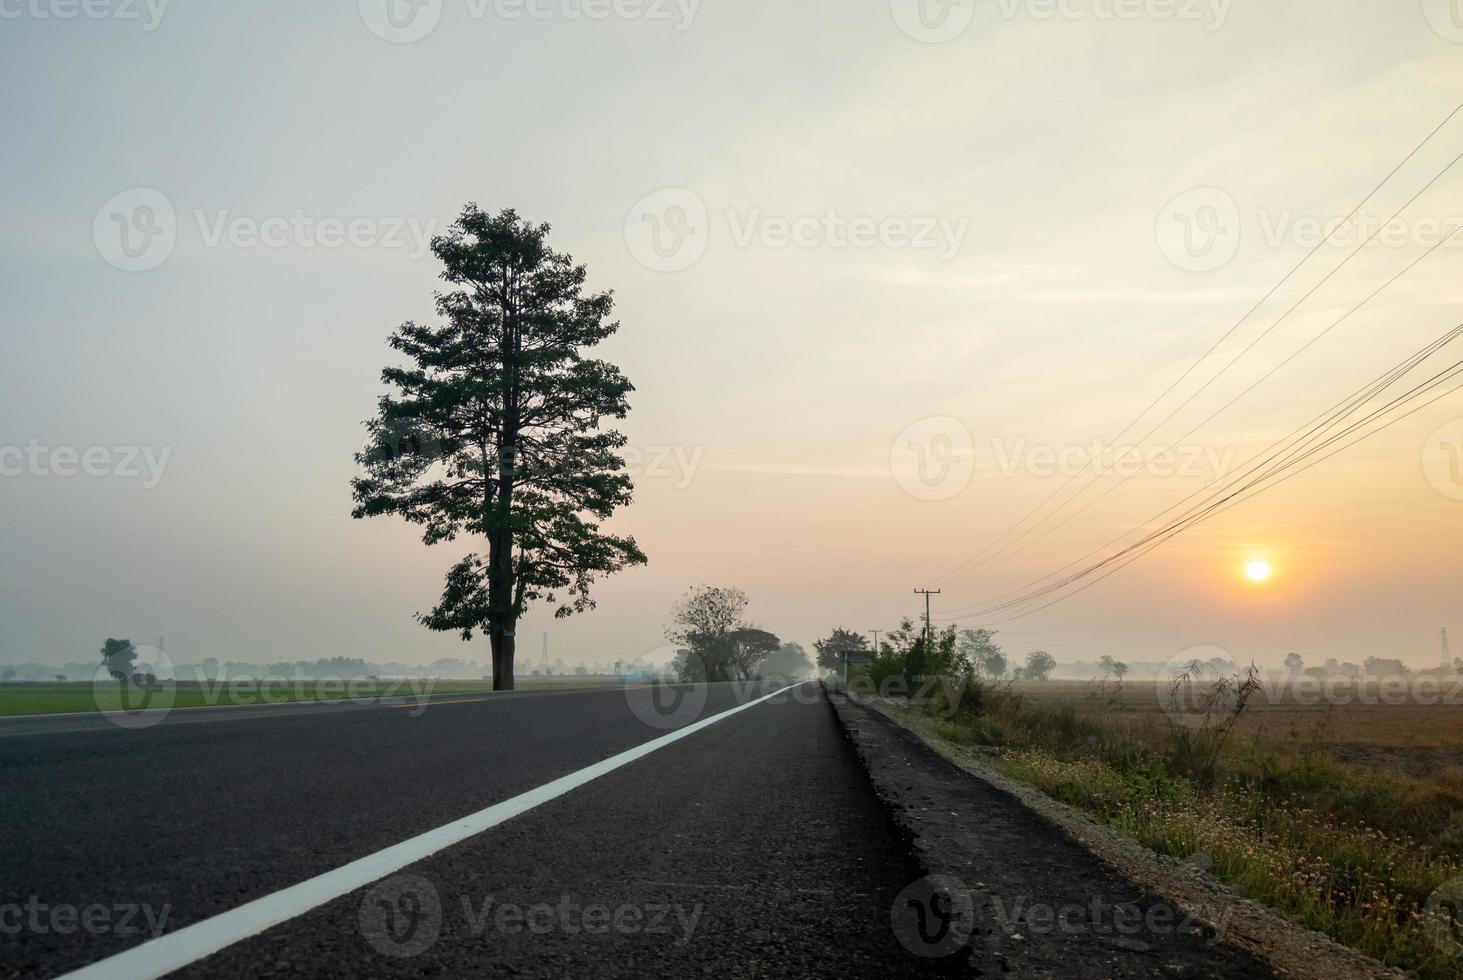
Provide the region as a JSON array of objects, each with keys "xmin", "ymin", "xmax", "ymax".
[{"xmin": 1, "ymin": 683, "xmax": 931, "ymax": 978}]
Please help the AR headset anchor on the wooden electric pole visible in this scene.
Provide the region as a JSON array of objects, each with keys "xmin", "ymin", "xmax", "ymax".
[{"xmin": 913, "ymin": 589, "xmax": 940, "ymax": 651}]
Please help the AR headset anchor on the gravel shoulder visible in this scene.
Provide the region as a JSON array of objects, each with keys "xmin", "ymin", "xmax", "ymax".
[{"xmin": 829, "ymin": 685, "xmax": 1403, "ymax": 980}]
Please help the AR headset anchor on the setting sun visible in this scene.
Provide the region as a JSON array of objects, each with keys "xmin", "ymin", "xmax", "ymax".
[{"xmin": 1245, "ymin": 560, "xmax": 1274, "ymax": 583}]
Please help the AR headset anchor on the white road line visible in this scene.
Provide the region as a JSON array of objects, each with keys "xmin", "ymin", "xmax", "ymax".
[{"xmin": 54, "ymin": 681, "xmax": 811, "ymax": 980}]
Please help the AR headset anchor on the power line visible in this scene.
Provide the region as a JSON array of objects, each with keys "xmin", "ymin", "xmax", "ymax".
[
  {"xmin": 953, "ymin": 225, "xmax": 1463, "ymax": 581},
  {"xmin": 981, "ymin": 374, "xmax": 1463, "ymax": 627},
  {"xmin": 958, "ymin": 354, "xmax": 1463, "ymax": 625},
  {"xmin": 956, "ymin": 144, "xmax": 1463, "ymax": 581},
  {"xmin": 938, "ymin": 322, "xmax": 1463, "ymax": 619},
  {"xmin": 963, "ymin": 348, "xmax": 1463, "ymax": 621},
  {"xmin": 935, "ymin": 99, "xmax": 1463, "ymax": 584}
]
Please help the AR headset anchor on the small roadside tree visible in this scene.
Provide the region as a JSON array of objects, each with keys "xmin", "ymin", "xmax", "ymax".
[
  {"xmin": 100, "ymin": 639, "xmax": 137, "ymax": 683},
  {"xmin": 353, "ymin": 206, "xmax": 647, "ymax": 690}
]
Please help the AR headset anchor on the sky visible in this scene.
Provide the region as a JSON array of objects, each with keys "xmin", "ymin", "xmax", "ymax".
[{"xmin": 2, "ymin": 0, "xmax": 1462, "ymax": 673}]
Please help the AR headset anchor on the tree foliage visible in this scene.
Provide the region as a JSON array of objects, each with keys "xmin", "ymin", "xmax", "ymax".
[
  {"xmin": 352, "ymin": 205, "xmax": 647, "ymax": 689},
  {"xmin": 665, "ymin": 586, "xmax": 779, "ymax": 682},
  {"xmin": 758, "ymin": 642, "xmax": 814, "ymax": 683},
  {"xmin": 812, "ymin": 627, "xmax": 868, "ymax": 672},
  {"xmin": 958, "ymin": 628, "xmax": 1004, "ymax": 678},
  {"xmin": 100, "ymin": 638, "xmax": 136, "ymax": 683},
  {"xmin": 1024, "ymin": 650, "xmax": 1057, "ymax": 681}
]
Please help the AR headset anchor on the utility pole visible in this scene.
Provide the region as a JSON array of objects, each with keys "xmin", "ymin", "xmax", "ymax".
[
  {"xmin": 869, "ymin": 630, "xmax": 880, "ymax": 659},
  {"xmin": 913, "ymin": 589, "xmax": 941, "ymax": 651}
]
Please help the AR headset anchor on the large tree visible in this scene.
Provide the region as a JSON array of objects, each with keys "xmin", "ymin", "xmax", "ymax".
[{"xmin": 353, "ymin": 206, "xmax": 647, "ymax": 690}]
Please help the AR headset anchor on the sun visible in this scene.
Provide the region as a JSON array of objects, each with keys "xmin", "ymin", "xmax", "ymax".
[{"xmin": 1244, "ymin": 559, "xmax": 1273, "ymax": 583}]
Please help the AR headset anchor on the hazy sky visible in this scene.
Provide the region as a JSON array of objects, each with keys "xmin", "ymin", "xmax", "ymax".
[{"xmin": 3, "ymin": 0, "xmax": 1462, "ymax": 673}]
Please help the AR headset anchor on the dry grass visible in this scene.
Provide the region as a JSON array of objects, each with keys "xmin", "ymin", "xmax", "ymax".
[
  {"xmin": 908, "ymin": 675, "xmax": 1463, "ymax": 979},
  {"xmin": 1025, "ymin": 678, "xmax": 1463, "ymax": 751}
]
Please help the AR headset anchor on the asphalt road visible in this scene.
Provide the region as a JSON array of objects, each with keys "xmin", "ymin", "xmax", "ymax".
[{"xmin": 1, "ymin": 682, "xmax": 933, "ymax": 978}]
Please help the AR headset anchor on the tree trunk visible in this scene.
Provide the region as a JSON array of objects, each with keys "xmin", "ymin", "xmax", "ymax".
[{"xmin": 490, "ymin": 630, "xmax": 516, "ymax": 691}]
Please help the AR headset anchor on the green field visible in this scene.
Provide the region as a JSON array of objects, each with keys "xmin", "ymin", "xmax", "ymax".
[{"xmin": 0, "ymin": 676, "xmax": 632, "ymax": 718}]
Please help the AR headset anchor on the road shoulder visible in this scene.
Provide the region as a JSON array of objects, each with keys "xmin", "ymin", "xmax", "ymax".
[{"xmin": 828, "ymin": 685, "xmax": 1401, "ymax": 979}]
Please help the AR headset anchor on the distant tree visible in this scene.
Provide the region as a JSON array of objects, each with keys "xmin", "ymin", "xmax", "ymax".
[
  {"xmin": 1363, "ymin": 657, "xmax": 1409, "ymax": 679},
  {"xmin": 54, "ymin": 674, "xmax": 67, "ymax": 683},
  {"xmin": 1024, "ymin": 651, "xmax": 1057, "ymax": 682},
  {"xmin": 984, "ymin": 651, "xmax": 1008, "ymax": 678},
  {"xmin": 0, "ymin": 668, "xmax": 14, "ymax": 684},
  {"xmin": 813, "ymin": 628, "xmax": 869, "ymax": 672},
  {"xmin": 728, "ymin": 629, "xmax": 782, "ymax": 680},
  {"xmin": 352, "ymin": 205, "xmax": 647, "ymax": 691},
  {"xmin": 668, "ymin": 586, "xmax": 776, "ymax": 682},
  {"xmin": 1283, "ymin": 652, "xmax": 1304, "ymax": 673},
  {"xmin": 669, "ymin": 648, "xmax": 698, "ymax": 682},
  {"xmin": 100, "ymin": 639, "xmax": 137, "ymax": 683},
  {"xmin": 958, "ymin": 628, "xmax": 1004, "ymax": 679},
  {"xmin": 668, "ymin": 586, "xmax": 746, "ymax": 641},
  {"xmin": 1111, "ymin": 661, "xmax": 1129, "ymax": 681},
  {"xmin": 759, "ymin": 642, "xmax": 814, "ymax": 683},
  {"xmin": 1097, "ymin": 655, "xmax": 1119, "ymax": 678}
]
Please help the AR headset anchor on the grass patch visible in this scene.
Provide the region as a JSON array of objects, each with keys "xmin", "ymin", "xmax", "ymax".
[
  {"xmin": 0, "ymin": 677, "xmax": 629, "ymax": 717},
  {"xmin": 901, "ymin": 677, "xmax": 1463, "ymax": 979}
]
